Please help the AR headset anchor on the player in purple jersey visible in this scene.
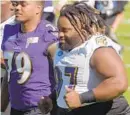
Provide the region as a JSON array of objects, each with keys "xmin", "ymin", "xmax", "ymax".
[{"xmin": 1, "ymin": 1, "xmax": 57, "ymax": 115}]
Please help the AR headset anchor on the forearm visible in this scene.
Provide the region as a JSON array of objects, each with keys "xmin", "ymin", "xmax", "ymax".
[
  {"xmin": 111, "ymin": 12, "xmax": 124, "ymax": 32},
  {"xmin": 93, "ymin": 76, "xmax": 128, "ymax": 102}
]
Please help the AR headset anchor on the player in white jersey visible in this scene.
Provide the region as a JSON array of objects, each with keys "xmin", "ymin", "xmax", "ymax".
[
  {"xmin": 0, "ymin": 1, "xmax": 15, "ymax": 50},
  {"xmin": 1, "ymin": 1, "xmax": 15, "ymax": 82},
  {"xmin": 47, "ymin": 1, "xmax": 130, "ymax": 115},
  {"xmin": 0, "ymin": 2, "xmax": 15, "ymax": 115}
]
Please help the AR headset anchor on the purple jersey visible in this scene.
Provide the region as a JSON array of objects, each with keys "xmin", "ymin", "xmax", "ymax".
[{"xmin": 2, "ymin": 20, "xmax": 57, "ymax": 110}]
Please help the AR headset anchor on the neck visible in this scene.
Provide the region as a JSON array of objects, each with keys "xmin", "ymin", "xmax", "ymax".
[
  {"xmin": 69, "ymin": 39, "xmax": 83, "ymax": 51},
  {"xmin": 72, "ymin": 41, "xmax": 82, "ymax": 49},
  {"xmin": 21, "ymin": 16, "xmax": 41, "ymax": 33}
]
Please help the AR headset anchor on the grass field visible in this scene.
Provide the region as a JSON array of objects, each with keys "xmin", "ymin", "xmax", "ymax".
[{"xmin": 116, "ymin": 2, "xmax": 130, "ymax": 104}]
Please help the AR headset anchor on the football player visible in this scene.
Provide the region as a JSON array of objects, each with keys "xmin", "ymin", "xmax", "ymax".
[
  {"xmin": 1, "ymin": 1, "xmax": 57, "ymax": 115},
  {"xmin": 51, "ymin": 1, "xmax": 130, "ymax": 115}
]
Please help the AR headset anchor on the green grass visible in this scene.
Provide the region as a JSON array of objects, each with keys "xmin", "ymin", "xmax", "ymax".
[
  {"xmin": 116, "ymin": 2, "xmax": 130, "ymax": 104},
  {"xmin": 122, "ymin": 50, "xmax": 130, "ymax": 64},
  {"xmin": 119, "ymin": 38, "xmax": 130, "ymax": 46}
]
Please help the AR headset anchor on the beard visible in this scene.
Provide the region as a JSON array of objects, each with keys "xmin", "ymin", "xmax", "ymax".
[
  {"xmin": 59, "ymin": 38, "xmax": 82, "ymax": 51},
  {"xmin": 59, "ymin": 42, "xmax": 72, "ymax": 51}
]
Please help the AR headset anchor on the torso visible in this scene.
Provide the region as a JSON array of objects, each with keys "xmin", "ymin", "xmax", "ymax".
[
  {"xmin": 54, "ymin": 34, "xmax": 120, "ymax": 108},
  {"xmin": 2, "ymin": 20, "xmax": 57, "ymax": 110}
]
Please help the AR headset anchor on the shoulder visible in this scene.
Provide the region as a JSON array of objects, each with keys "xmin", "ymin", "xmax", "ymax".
[
  {"xmin": 82, "ymin": 34, "xmax": 122, "ymax": 62},
  {"xmin": 87, "ymin": 34, "xmax": 119, "ymax": 53},
  {"xmin": 40, "ymin": 20, "xmax": 58, "ymax": 43},
  {"xmin": 41, "ymin": 20, "xmax": 57, "ymax": 33},
  {"xmin": 90, "ymin": 34, "xmax": 108, "ymax": 47},
  {"xmin": 88, "ymin": 34, "xmax": 122, "ymax": 67}
]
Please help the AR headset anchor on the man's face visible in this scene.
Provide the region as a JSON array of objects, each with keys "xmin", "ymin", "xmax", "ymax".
[
  {"xmin": 11, "ymin": 1, "xmax": 41, "ymax": 22},
  {"xmin": 57, "ymin": 16, "xmax": 82, "ymax": 51}
]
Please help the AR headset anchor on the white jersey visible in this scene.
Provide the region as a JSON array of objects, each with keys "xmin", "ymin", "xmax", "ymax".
[
  {"xmin": 0, "ymin": 16, "xmax": 16, "ymax": 79},
  {"xmin": 54, "ymin": 34, "xmax": 120, "ymax": 108},
  {"xmin": 0, "ymin": 16, "xmax": 15, "ymax": 51}
]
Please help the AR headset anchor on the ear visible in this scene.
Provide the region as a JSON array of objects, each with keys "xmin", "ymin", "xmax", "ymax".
[{"xmin": 36, "ymin": 5, "xmax": 42, "ymax": 14}]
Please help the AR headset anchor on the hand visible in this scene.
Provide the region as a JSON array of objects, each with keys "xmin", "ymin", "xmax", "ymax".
[
  {"xmin": 38, "ymin": 96, "xmax": 53, "ymax": 114},
  {"xmin": 64, "ymin": 86, "xmax": 82, "ymax": 109}
]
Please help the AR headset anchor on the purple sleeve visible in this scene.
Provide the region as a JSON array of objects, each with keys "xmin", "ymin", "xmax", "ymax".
[{"xmin": 43, "ymin": 22, "xmax": 58, "ymax": 55}]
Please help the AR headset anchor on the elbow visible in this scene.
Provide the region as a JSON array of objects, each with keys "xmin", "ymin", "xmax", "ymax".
[{"xmin": 117, "ymin": 78, "xmax": 128, "ymax": 94}]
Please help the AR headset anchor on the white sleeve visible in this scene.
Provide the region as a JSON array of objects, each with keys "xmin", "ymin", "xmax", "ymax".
[{"xmin": 86, "ymin": 34, "xmax": 120, "ymax": 59}]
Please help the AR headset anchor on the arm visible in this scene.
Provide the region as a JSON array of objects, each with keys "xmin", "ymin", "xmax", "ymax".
[
  {"xmin": 38, "ymin": 43, "xmax": 57, "ymax": 114},
  {"xmin": 91, "ymin": 47, "xmax": 128, "ymax": 101},
  {"xmin": 111, "ymin": 1, "xmax": 128, "ymax": 32},
  {"xmin": 47, "ymin": 42, "xmax": 57, "ymax": 88},
  {"xmin": 111, "ymin": 12, "xmax": 124, "ymax": 32},
  {"xmin": 47, "ymin": 42, "xmax": 57, "ymax": 61},
  {"xmin": 64, "ymin": 47, "xmax": 128, "ymax": 109}
]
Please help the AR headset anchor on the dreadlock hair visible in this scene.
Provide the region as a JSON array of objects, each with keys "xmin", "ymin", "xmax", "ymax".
[{"xmin": 60, "ymin": 1, "xmax": 110, "ymax": 42}]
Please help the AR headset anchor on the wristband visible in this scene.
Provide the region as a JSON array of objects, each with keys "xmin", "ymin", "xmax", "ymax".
[{"xmin": 79, "ymin": 90, "xmax": 96, "ymax": 104}]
